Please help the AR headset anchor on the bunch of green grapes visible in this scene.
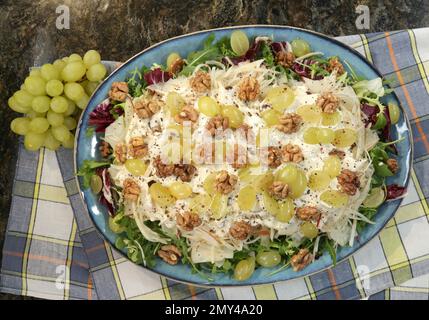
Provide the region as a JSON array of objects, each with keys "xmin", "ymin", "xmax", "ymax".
[{"xmin": 8, "ymin": 50, "xmax": 107, "ymax": 151}]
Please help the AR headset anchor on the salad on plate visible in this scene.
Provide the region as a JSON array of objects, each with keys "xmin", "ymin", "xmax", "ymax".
[{"xmin": 78, "ymin": 30, "xmax": 406, "ymax": 281}]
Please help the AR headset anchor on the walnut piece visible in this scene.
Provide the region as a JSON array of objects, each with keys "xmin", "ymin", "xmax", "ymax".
[
  {"xmin": 281, "ymin": 143, "xmax": 304, "ymax": 163},
  {"xmin": 229, "ymin": 221, "xmax": 253, "ymax": 240},
  {"xmin": 327, "ymin": 57, "xmax": 345, "ymax": 75},
  {"xmin": 170, "ymin": 58, "xmax": 184, "ymax": 75},
  {"xmin": 237, "ymin": 76, "xmax": 260, "ymax": 101},
  {"xmin": 275, "ymin": 113, "xmax": 302, "ymax": 134},
  {"xmin": 153, "ymin": 155, "xmax": 175, "ymax": 178},
  {"xmin": 176, "ymin": 211, "xmax": 201, "ymax": 231},
  {"xmin": 157, "ymin": 245, "xmax": 182, "ymax": 265},
  {"xmin": 269, "ymin": 181, "xmax": 289, "ymax": 199},
  {"xmin": 205, "ymin": 115, "xmax": 229, "ymax": 136},
  {"xmin": 316, "ymin": 92, "xmax": 340, "ymax": 114},
  {"xmin": 99, "ymin": 141, "xmax": 111, "ymax": 158},
  {"xmin": 109, "ymin": 82, "xmax": 129, "ymax": 102},
  {"xmin": 291, "ymin": 248, "xmax": 313, "ymax": 272},
  {"xmin": 190, "ymin": 71, "xmax": 211, "ymax": 92},
  {"xmin": 275, "ymin": 51, "xmax": 295, "ymax": 68},
  {"xmin": 174, "ymin": 105, "xmax": 199, "ymax": 124},
  {"xmin": 128, "ymin": 137, "xmax": 148, "ymax": 158},
  {"xmin": 114, "ymin": 143, "xmax": 127, "ymax": 164},
  {"xmin": 387, "ymin": 158, "xmax": 399, "ymax": 174},
  {"xmin": 296, "ymin": 206, "xmax": 320, "ymax": 221},
  {"xmin": 123, "ymin": 178, "xmax": 140, "ymax": 202},
  {"xmin": 133, "ymin": 93, "xmax": 163, "ymax": 119},
  {"xmin": 215, "ymin": 170, "xmax": 238, "ymax": 194},
  {"xmin": 173, "ymin": 163, "xmax": 197, "ymax": 182},
  {"xmin": 329, "ymin": 149, "xmax": 346, "ymax": 160},
  {"xmin": 267, "ymin": 146, "xmax": 282, "ymax": 168},
  {"xmin": 337, "ymin": 169, "xmax": 360, "ymax": 196}
]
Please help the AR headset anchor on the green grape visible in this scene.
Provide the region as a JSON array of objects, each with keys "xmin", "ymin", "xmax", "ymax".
[
  {"xmin": 203, "ymin": 172, "xmax": 217, "ymax": 195},
  {"xmin": 256, "ymin": 251, "xmax": 281, "ymax": 268},
  {"xmin": 210, "ymin": 193, "xmax": 228, "ymax": 219},
  {"xmin": 47, "ymin": 110, "xmax": 64, "ymax": 126},
  {"xmin": 265, "ymin": 86, "xmax": 295, "ymax": 112},
  {"xmin": 189, "ymin": 193, "xmax": 212, "ymax": 214},
  {"xmin": 61, "ymin": 61, "xmax": 86, "ymax": 82},
  {"xmin": 251, "ymin": 171, "xmax": 273, "ymax": 193},
  {"xmin": 320, "ymin": 190, "xmax": 349, "ymax": 208},
  {"xmin": 166, "ymin": 92, "xmax": 186, "ymax": 116},
  {"xmin": 24, "ymin": 131, "xmax": 46, "ymax": 151},
  {"xmin": 76, "ymin": 93, "xmax": 90, "ymax": 109},
  {"xmin": 50, "ymin": 96, "xmax": 68, "ymax": 113},
  {"xmin": 8, "ymin": 96, "xmax": 31, "ymax": 113},
  {"xmin": 64, "ymin": 98, "xmax": 76, "ymax": 116},
  {"xmin": 303, "ymin": 127, "xmax": 320, "ymax": 144},
  {"xmin": 149, "ymin": 183, "xmax": 175, "ymax": 207},
  {"xmin": 45, "ymin": 79, "xmax": 64, "ymax": 97},
  {"xmin": 388, "ymin": 102, "xmax": 400, "ymax": 124},
  {"xmin": 300, "ymin": 222, "xmax": 318, "ymax": 239},
  {"xmin": 10, "ymin": 117, "xmax": 31, "ymax": 135},
  {"xmin": 234, "ymin": 257, "xmax": 255, "ymax": 281},
  {"xmin": 84, "ymin": 81, "xmax": 99, "ymax": 96},
  {"xmin": 333, "ymin": 128, "xmax": 357, "ymax": 148},
  {"xmin": 230, "ymin": 30, "xmax": 250, "ymax": 56},
  {"xmin": 308, "ymin": 170, "xmax": 331, "ymax": 191},
  {"xmin": 125, "ymin": 159, "xmax": 148, "ymax": 176},
  {"xmin": 321, "ymin": 111, "xmax": 341, "ymax": 126},
  {"xmin": 221, "ymin": 104, "xmax": 244, "ymax": 128},
  {"xmin": 323, "ymin": 155, "xmax": 341, "ymax": 178},
  {"xmin": 291, "ymin": 38, "xmax": 311, "ymax": 57},
  {"xmin": 275, "ymin": 164, "xmax": 298, "ymax": 184},
  {"xmin": 14, "ymin": 90, "xmax": 34, "ymax": 108},
  {"xmin": 166, "ymin": 52, "xmax": 181, "ymax": 71},
  {"xmin": 62, "ymin": 57, "xmax": 69, "ymax": 63},
  {"xmin": 29, "ymin": 69, "xmax": 41, "ymax": 77},
  {"xmin": 31, "ymin": 96, "xmax": 51, "ymax": 113},
  {"xmin": 86, "ymin": 63, "xmax": 107, "ymax": 82},
  {"xmin": 237, "ymin": 185, "xmax": 257, "ymax": 211},
  {"xmin": 51, "ymin": 125, "xmax": 71, "ymax": 142},
  {"xmin": 83, "ymin": 50, "xmax": 101, "ymax": 68},
  {"xmin": 262, "ymin": 191, "xmax": 280, "ymax": 215},
  {"xmin": 53, "ymin": 59, "xmax": 67, "ymax": 72},
  {"xmin": 261, "ymin": 108, "xmax": 281, "ymax": 127},
  {"xmin": 62, "ymin": 133, "xmax": 75, "ymax": 148},
  {"xmin": 64, "ymin": 82, "xmax": 85, "ymax": 101},
  {"xmin": 41, "ymin": 63, "xmax": 60, "ymax": 81},
  {"xmin": 27, "ymin": 110, "xmax": 46, "ymax": 119},
  {"xmin": 288, "ymin": 169, "xmax": 307, "ymax": 199},
  {"xmin": 68, "ymin": 53, "xmax": 82, "ymax": 62},
  {"xmin": 24, "ymin": 76, "xmax": 46, "ymax": 96},
  {"xmin": 168, "ymin": 181, "xmax": 193, "ymax": 199},
  {"xmin": 108, "ymin": 216, "xmax": 125, "ymax": 234},
  {"xmin": 198, "ymin": 96, "xmax": 220, "ymax": 117},
  {"xmin": 44, "ymin": 129, "xmax": 61, "ymax": 150},
  {"xmin": 64, "ymin": 117, "xmax": 77, "ymax": 130},
  {"xmin": 277, "ymin": 198, "xmax": 295, "ymax": 223},
  {"xmin": 317, "ymin": 128, "xmax": 335, "ymax": 144},
  {"xmin": 29, "ymin": 117, "xmax": 49, "ymax": 134},
  {"xmin": 296, "ymin": 104, "xmax": 321, "ymax": 123}
]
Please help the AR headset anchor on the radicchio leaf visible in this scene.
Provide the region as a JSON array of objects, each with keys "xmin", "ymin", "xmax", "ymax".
[
  {"xmin": 360, "ymin": 103, "xmax": 380, "ymax": 127},
  {"xmin": 97, "ymin": 168, "xmax": 115, "ymax": 216},
  {"xmin": 143, "ymin": 68, "xmax": 172, "ymax": 85},
  {"xmin": 89, "ymin": 100, "xmax": 124, "ymax": 133},
  {"xmin": 270, "ymin": 41, "xmax": 287, "ymax": 53},
  {"xmin": 226, "ymin": 39, "xmax": 263, "ymax": 65},
  {"xmin": 381, "ymin": 104, "xmax": 392, "ymax": 142},
  {"xmin": 292, "ymin": 59, "xmax": 323, "ymax": 80},
  {"xmin": 386, "ymin": 184, "xmax": 407, "ymax": 200}
]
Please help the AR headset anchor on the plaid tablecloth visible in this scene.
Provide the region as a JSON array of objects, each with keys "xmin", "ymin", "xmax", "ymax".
[{"xmin": 1, "ymin": 29, "xmax": 429, "ymax": 300}]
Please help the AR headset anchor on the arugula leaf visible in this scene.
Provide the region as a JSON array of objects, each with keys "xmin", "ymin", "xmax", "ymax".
[
  {"xmin": 77, "ymin": 160, "xmax": 110, "ymax": 189},
  {"xmin": 260, "ymin": 42, "xmax": 274, "ymax": 67}
]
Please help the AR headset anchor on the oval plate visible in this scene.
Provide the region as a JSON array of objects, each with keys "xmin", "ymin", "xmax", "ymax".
[{"xmin": 75, "ymin": 25, "xmax": 412, "ymax": 286}]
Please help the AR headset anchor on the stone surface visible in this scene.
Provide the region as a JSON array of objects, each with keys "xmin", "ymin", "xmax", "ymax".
[{"xmin": 0, "ymin": 0, "xmax": 428, "ymax": 300}]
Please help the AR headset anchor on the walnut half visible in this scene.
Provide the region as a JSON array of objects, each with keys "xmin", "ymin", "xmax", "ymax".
[
  {"xmin": 215, "ymin": 170, "xmax": 238, "ymax": 194},
  {"xmin": 275, "ymin": 51, "xmax": 295, "ymax": 68},
  {"xmin": 114, "ymin": 143, "xmax": 127, "ymax": 164},
  {"xmin": 134, "ymin": 93, "xmax": 163, "ymax": 119},
  {"xmin": 291, "ymin": 248, "xmax": 313, "ymax": 272},
  {"xmin": 316, "ymin": 92, "xmax": 339, "ymax": 114},
  {"xmin": 337, "ymin": 169, "xmax": 360, "ymax": 196},
  {"xmin": 229, "ymin": 221, "xmax": 253, "ymax": 240},
  {"xmin": 157, "ymin": 245, "xmax": 182, "ymax": 265},
  {"xmin": 281, "ymin": 143, "xmax": 304, "ymax": 163},
  {"xmin": 123, "ymin": 178, "xmax": 140, "ymax": 202},
  {"xmin": 237, "ymin": 76, "xmax": 260, "ymax": 101},
  {"xmin": 174, "ymin": 105, "xmax": 199, "ymax": 124},
  {"xmin": 176, "ymin": 211, "xmax": 201, "ymax": 231},
  {"xmin": 109, "ymin": 82, "xmax": 129, "ymax": 102},
  {"xmin": 275, "ymin": 113, "xmax": 302, "ymax": 134},
  {"xmin": 269, "ymin": 181, "xmax": 289, "ymax": 199},
  {"xmin": 128, "ymin": 137, "xmax": 148, "ymax": 158},
  {"xmin": 190, "ymin": 71, "xmax": 211, "ymax": 92},
  {"xmin": 296, "ymin": 206, "xmax": 320, "ymax": 221}
]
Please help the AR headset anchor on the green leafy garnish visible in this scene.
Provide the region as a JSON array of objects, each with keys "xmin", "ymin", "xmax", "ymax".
[{"xmin": 77, "ymin": 160, "xmax": 110, "ymax": 189}]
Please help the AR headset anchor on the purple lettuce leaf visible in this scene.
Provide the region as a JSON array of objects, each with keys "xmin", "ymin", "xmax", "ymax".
[
  {"xmin": 226, "ymin": 39, "xmax": 263, "ymax": 65},
  {"xmin": 144, "ymin": 68, "xmax": 172, "ymax": 85},
  {"xmin": 291, "ymin": 59, "xmax": 323, "ymax": 80},
  {"xmin": 386, "ymin": 184, "xmax": 407, "ymax": 200},
  {"xmin": 270, "ymin": 41, "xmax": 287, "ymax": 54},
  {"xmin": 89, "ymin": 100, "xmax": 123, "ymax": 133},
  {"xmin": 381, "ymin": 104, "xmax": 392, "ymax": 142},
  {"xmin": 360, "ymin": 103, "xmax": 380, "ymax": 127}
]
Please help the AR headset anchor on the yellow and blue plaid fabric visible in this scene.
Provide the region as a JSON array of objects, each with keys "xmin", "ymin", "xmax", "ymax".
[{"xmin": 1, "ymin": 29, "xmax": 429, "ymax": 300}]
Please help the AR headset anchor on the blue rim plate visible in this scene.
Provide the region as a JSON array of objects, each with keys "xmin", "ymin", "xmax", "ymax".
[{"xmin": 75, "ymin": 25, "xmax": 413, "ymax": 287}]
